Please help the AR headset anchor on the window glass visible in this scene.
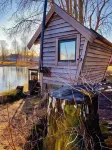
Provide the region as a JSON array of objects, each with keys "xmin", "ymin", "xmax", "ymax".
[{"xmin": 59, "ymin": 39, "xmax": 76, "ymax": 61}]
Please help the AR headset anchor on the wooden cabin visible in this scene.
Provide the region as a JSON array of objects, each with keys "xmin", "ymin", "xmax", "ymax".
[{"xmin": 27, "ymin": 4, "xmax": 112, "ymax": 87}]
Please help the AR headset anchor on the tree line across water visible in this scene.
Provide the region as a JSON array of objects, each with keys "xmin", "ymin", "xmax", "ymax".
[{"xmin": 0, "ymin": 36, "xmax": 39, "ymax": 63}]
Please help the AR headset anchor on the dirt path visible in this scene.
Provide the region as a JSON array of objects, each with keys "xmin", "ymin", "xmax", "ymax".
[
  {"xmin": 0, "ymin": 95, "xmax": 42, "ymax": 150},
  {"xmin": 0, "ymin": 100, "xmax": 25, "ymax": 150}
]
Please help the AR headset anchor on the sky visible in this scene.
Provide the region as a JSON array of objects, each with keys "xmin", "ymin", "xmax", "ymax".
[
  {"xmin": 0, "ymin": 7, "xmax": 40, "ymax": 55},
  {"xmin": 0, "ymin": 2, "xmax": 17, "ymax": 49},
  {"xmin": 0, "ymin": 2, "xmax": 39, "ymax": 51}
]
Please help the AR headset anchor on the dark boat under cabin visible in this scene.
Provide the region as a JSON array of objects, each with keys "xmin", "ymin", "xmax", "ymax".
[{"xmin": 27, "ymin": 4, "xmax": 112, "ymax": 89}]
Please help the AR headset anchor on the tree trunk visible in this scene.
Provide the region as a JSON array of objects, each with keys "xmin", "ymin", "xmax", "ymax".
[
  {"xmin": 74, "ymin": 0, "xmax": 78, "ymax": 20},
  {"xmin": 69, "ymin": 0, "xmax": 72, "ymax": 15},
  {"xmin": 78, "ymin": 0, "xmax": 84, "ymax": 24},
  {"xmin": 65, "ymin": 0, "xmax": 69, "ymax": 14}
]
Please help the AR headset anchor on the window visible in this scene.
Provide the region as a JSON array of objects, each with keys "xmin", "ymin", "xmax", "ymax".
[{"xmin": 58, "ymin": 39, "xmax": 76, "ymax": 62}]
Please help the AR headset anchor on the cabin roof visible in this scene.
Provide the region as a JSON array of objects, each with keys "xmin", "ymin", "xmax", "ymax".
[{"xmin": 27, "ymin": 3, "xmax": 112, "ymax": 49}]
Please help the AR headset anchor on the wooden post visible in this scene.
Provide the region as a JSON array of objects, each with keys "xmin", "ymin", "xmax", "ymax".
[
  {"xmin": 39, "ymin": 0, "xmax": 48, "ymax": 72},
  {"xmin": 40, "ymin": 72, "xmax": 43, "ymax": 94}
]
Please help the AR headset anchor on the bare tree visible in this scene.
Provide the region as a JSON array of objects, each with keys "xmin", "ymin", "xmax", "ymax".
[
  {"xmin": 1, "ymin": 0, "xmax": 43, "ymax": 37},
  {"xmin": 11, "ymin": 39, "xmax": 20, "ymax": 62},
  {"xmin": 12, "ymin": 39, "xmax": 20, "ymax": 54},
  {"xmin": 21, "ymin": 36, "xmax": 29, "ymax": 61},
  {"xmin": 30, "ymin": 48, "xmax": 38, "ymax": 59},
  {"xmin": 0, "ymin": 40, "xmax": 8, "ymax": 62},
  {"xmin": 0, "ymin": 0, "xmax": 112, "ymax": 36}
]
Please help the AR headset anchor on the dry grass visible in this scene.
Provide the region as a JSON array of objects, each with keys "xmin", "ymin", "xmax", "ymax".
[
  {"xmin": 0, "ymin": 96, "xmax": 46, "ymax": 150},
  {"xmin": 0, "ymin": 100, "xmax": 24, "ymax": 150},
  {"xmin": 108, "ymin": 66, "xmax": 112, "ymax": 70},
  {"xmin": 16, "ymin": 61, "xmax": 38, "ymax": 67},
  {"xmin": 0, "ymin": 61, "xmax": 38, "ymax": 67},
  {"xmin": 107, "ymin": 66, "xmax": 112, "ymax": 74},
  {"xmin": 105, "ymin": 136, "xmax": 112, "ymax": 148},
  {"xmin": 0, "ymin": 61, "xmax": 16, "ymax": 66}
]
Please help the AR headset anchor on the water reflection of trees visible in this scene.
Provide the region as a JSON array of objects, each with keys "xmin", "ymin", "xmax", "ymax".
[{"xmin": 0, "ymin": 67, "xmax": 28, "ymax": 92}]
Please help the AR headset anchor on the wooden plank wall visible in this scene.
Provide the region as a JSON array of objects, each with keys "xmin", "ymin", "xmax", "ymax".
[
  {"xmin": 80, "ymin": 41, "xmax": 112, "ymax": 84},
  {"xmin": 42, "ymin": 13, "xmax": 85, "ymax": 85}
]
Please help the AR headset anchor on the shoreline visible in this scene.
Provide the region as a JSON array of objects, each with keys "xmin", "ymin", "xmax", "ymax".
[
  {"xmin": 0, "ymin": 61, "xmax": 38, "ymax": 67},
  {"xmin": 0, "ymin": 64, "xmax": 29, "ymax": 67},
  {"xmin": 0, "ymin": 64, "xmax": 38, "ymax": 67}
]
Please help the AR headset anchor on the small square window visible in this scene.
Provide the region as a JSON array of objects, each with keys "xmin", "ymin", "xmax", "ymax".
[{"xmin": 58, "ymin": 39, "xmax": 76, "ymax": 62}]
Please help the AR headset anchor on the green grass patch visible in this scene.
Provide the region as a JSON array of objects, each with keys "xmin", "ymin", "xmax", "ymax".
[
  {"xmin": 0, "ymin": 89, "xmax": 21, "ymax": 104},
  {"xmin": 100, "ymin": 121, "xmax": 108, "ymax": 133},
  {"xmin": 44, "ymin": 105, "xmax": 81, "ymax": 150},
  {"xmin": 1, "ymin": 89, "xmax": 18, "ymax": 96}
]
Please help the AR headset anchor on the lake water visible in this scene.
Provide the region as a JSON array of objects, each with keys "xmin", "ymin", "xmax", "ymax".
[{"xmin": 0, "ymin": 66, "xmax": 28, "ymax": 93}]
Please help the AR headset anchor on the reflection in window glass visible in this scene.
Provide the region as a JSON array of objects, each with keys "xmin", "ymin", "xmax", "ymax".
[{"xmin": 59, "ymin": 39, "xmax": 76, "ymax": 61}]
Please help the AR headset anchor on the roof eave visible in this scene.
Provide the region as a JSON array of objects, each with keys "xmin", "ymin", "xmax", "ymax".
[
  {"xmin": 97, "ymin": 37, "xmax": 112, "ymax": 48},
  {"xmin": 27, "ymin": 5, "xmax": 55, "ymax": 49}
]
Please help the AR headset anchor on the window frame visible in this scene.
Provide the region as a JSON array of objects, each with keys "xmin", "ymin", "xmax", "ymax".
[
  {"xmin": 55, "ymin": 34, "xmax": 80, "ymax": 66},
  {"xmin": 58, "ymin": 38, "xmax": 76, "ymax": 62}
]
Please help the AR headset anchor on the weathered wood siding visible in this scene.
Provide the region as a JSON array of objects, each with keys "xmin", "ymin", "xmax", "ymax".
[
  {"xmin": 42, "ymin": 13, "xmax": 85, "ymax": 85},
  {"xmin": 81, "ymin": 41, "xmax": 112, "ymax": 84}
]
